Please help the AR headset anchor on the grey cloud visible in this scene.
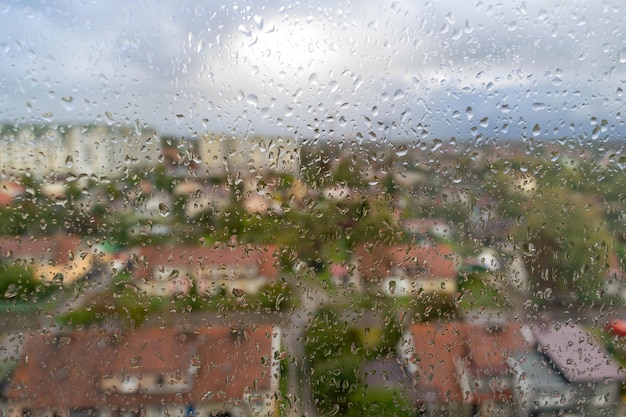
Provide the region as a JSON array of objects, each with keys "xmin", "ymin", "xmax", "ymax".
[{"xmin": 0, "ymin": 0, "xmax": 624, "ymax": 140}]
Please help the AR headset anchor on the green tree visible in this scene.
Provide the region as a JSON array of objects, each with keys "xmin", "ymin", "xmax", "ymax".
[{"xmin": 515, "ymin": 187, "xmax": 614, "ymax": 305}]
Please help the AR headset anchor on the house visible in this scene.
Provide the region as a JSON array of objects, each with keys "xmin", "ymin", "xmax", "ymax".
[
  {"xmin": 356, "ymin": 244, "xmax": 458, "ymax": 296},
  {"xmin": 397, "ymin": 322, "xmax": 473, "ymax": 416},
  {"xmin": 132, "ymin": 244, "xmax": 281, "ymax": 297},
  {"xmin": 462, "ymin": 322, "xmax": 529, "ymax": 416},
  {"xmin": 5, "ymin": 325, "xmax": 281, "ymax": 417},
  {"xmin": 0, "ymin": 235, "xmax": 96, "ymax": 285},
  {"xmin": 398, "ymin": 320, "xmax": 529, "ymax": 417},
  {"xmin": 0, "ymin": 181, "xmax": 25, "ymax": 207},
  {"xmin": 508, "ymin": 322, "xmax": 625, "ymax": 417},
  {"xmin": 328, "ymin": 262, "xmax": 362, "ymax": 292}
]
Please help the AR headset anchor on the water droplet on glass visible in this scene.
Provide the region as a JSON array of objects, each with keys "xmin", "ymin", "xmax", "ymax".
[
  {"xmin": 253, "ymin": 15, "xmax": 264, "ymax": 30},
  {"xmin": 619, "ymin": 48, "xmax": 626, "ymax": 64},
  {"xmin": 393, "ymin": 89, "xmax": 405, "ymax": 100},
  {"xmin": 395, "ymin": 145, "xmax": 408, "ymax": 157},
  {"xmin": 158, "ymin": 203, "xmax": 170, "ymax": 217},
  {"xmin": 129, "ymin": 355, "xmax": 142, "ymax": 368},
  {"xmin": 61, "ymin": 96, "xmax": 75, "ymax": 111},
  {"xmin": 65, "ymin": 155, "xmax": 73, "ymax": 169},
  {"xmin": 532, "ymin": 123, "xmax": 541, "ymax": 137},
  {"xmin": 465, "ymin": 106, "xmax": 474, "ymax": 121},
  {"xmin": 246, "ymin": 94, "xmax": 259, "ymax": 108},
  {"xmin": 196, "ymin": 40, "xmax": 205, "ymax": 53},
  {"xmin": 537, "ymin": 9, "xmax": 548, "ymax": 21},
  {"xmin": 532, "ymin": 102, "xmax": 546, "ymax": 111},
  {"xmin": 238, "ymin": 24, "xmax": 252, "ymax": 37},
  {"xmin": 523, "ymin": 243, "xmax": 536, "ymax": 257}
]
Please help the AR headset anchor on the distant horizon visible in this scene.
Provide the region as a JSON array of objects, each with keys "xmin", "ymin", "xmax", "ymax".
[{"xmin": 1, "ymin": 118, "xmax": 625, "ymax": 149}]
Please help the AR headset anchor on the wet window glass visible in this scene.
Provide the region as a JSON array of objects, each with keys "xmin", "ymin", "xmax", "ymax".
[{"xmin": 0, "ymin": 1, "xmax": 625, "ymax": 417}]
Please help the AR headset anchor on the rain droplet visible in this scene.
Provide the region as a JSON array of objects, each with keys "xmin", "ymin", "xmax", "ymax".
[
  {"xmin": 532, "ymin": 123, "xmax": 541, "ymax": 137},
  {"xmin": 465, "ymin": 106, "xmax": 474, "ymax": 121},
  {"xmin": 238, "ymin": 24, "xmax": 252, "ymax": 37},
  {"xmin": 61, "ymin": 96, "xmax": 74, "ymax": 111},
  {"xmin": 253, "ymin": 15, "xmax": 264, "ymax": 30},
  {"xmin": 619, "ymin": 48, "xmax": 626, "ymax": 64},
  {"xmin": 523, "ymin": 243, "xmax": 536, "ymax": 257},
  {"xmin": 129, "ymin": 355, "xmax": 142, "ymax": 368},
  {"xmin": 246, "ymin": 94, "xmax": 259, "ymax": 108},
  {"xmin": 393, "ymin": 89, "xmax": 405, "ymax": 100},
  {"xmin": 479, "ymin": 117, "xmax": 489, "ymax": 128},
  {"xmin": 4, "ymin": 284, "xmax": 17, "ymax": 299},
  {"xmin": 65, "ymin": 155, "xmax": 73, "ymax": 169},
  {"xmin": 537, "ymin": 9, "xmax": 548, "ymax": 21},
  {"xmin": 498, "ymin": 103, "xmax": 511, "ymax": 113},
  {"xmin": 196, "ymin": 40, "xmax": 205, "ymax": 53},
  {"xmin": 532, "ymin": 102, "xmax": 546, "ymax": 111},
  {"xmin": 158, "ymin": 203, "xmax": 170, "ymax": 217}
]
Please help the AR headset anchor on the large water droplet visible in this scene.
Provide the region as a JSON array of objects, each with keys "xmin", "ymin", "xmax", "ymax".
[
  {"xmin": 158, "ymin": 203, "xmax": 170, "ymax": 217},
  {"xmin": 104, "ymin": 111, "xmax": 115, "ymax": 125},
  {"xmin": 130, "ymin": 355, "xmax": 142, "ymax": 368},
  {"xmin": 238, "ymin": 24, "xmax": 252, "ymax": 37},
  {"xmin": 253, "ymin": 15, "xmax": 264, "ymax": 30},
  {"xmin": 532, "ymin": 102, "xmax": 546, "ymax": 111},
  {"xmin": 393, "ymin": 89, "xmax": 405, "ymax": 100},
  {"xmin": 465, "ymin": 106, "xmax": 474, "ymax": 121},
  {"xmin": 246, "ymin": 94, "xmax": 259, "ymax": 108},
  {"xmin": 62, "ymin": 96, "xmax": 74, "ymax": 111},
  {"xmin": 532, "ymin": 123, "xmax": 541, "ymax": 137},
  {"xmin": 395, "ymin": 145, "xmax": 408, "ymax": 157},
  {"xmin": 523, "ymin": 243, "xmax": 536, "ymax": 257}
]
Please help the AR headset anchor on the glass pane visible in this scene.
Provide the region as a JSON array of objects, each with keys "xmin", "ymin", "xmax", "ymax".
[{"xmin": 0, "ymin": 1, "xmax": 624, "ymax": 417}]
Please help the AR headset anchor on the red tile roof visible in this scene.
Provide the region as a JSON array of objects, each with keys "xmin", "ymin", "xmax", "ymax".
[
  {"xmin": 356, "ymin": 244, "xmax": 457, "ymax": 282},
  {"xmin": 6, "ymin": 325, "xmax": 278, "ymax": 411},
  {"xmin": 132, "ymin": 244, "xmax": 281, "ymax": 280},
  {"xmin": 463, "ymin": 322, "xmax": 528, "ymax": 377},
  {"xmin": 407, "ymin": 321, "xmax": 529, "ymax": 405},
  {"xmin": 0, "ymin": 235, "xmax": 83, "ymax": 266},
  {"xmin": 409, "ymin": 322, "xmax": 468, "ymax": 404}
]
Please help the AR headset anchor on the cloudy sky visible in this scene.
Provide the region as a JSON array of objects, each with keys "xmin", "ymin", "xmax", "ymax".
[{"xmin": 0, "ymin": 0, "xmax": 624, "ymax": 142}]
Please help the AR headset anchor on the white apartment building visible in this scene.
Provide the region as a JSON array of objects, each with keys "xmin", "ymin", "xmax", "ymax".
[{"xmin": 0, "ymin": 124, "xmax": 161, "ymax": 178}]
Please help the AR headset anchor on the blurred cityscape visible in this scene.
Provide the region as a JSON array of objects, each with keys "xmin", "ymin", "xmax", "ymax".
[{"xmin": 0, "ymin": 123, "xmax": 624, "ymax": 417}]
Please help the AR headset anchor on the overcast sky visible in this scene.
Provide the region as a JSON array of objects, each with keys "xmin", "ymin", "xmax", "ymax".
[{"xmin": 0, "ymin": 0, "xmax": 624, "ymax": 142}]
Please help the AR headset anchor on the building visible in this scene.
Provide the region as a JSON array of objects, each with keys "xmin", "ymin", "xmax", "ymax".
[
  {"xmin": 397, "ymin": 321, "xmax": 473, "ymax": 416},
  {"xmin": 0, "ymin": 235, "xmax": 97, "ymax": 285},
  {"xmin": 355, "ymin": 244, "xmax": 459, "ymax": 296},
  {"xmin": 509, "ymin": 322, "xmax": 625, "ymax": 417},
  {"xmin": 5, "ymin": 325, "xmax": 281, "ymax": 417},
  {"xmin": 398, "ymin": 320, "xmax": 531, "ymax": 416},
  {"xmin": 0, "ymin": 124, "xmax": 161, "ymax": 179},
  {"xmin": 197, "ymin": 133, "xmax": 300, "ymax": 176},
  {"xmin": 132, "ymin": 244, "xmax": 281, "ymax": 297}
]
